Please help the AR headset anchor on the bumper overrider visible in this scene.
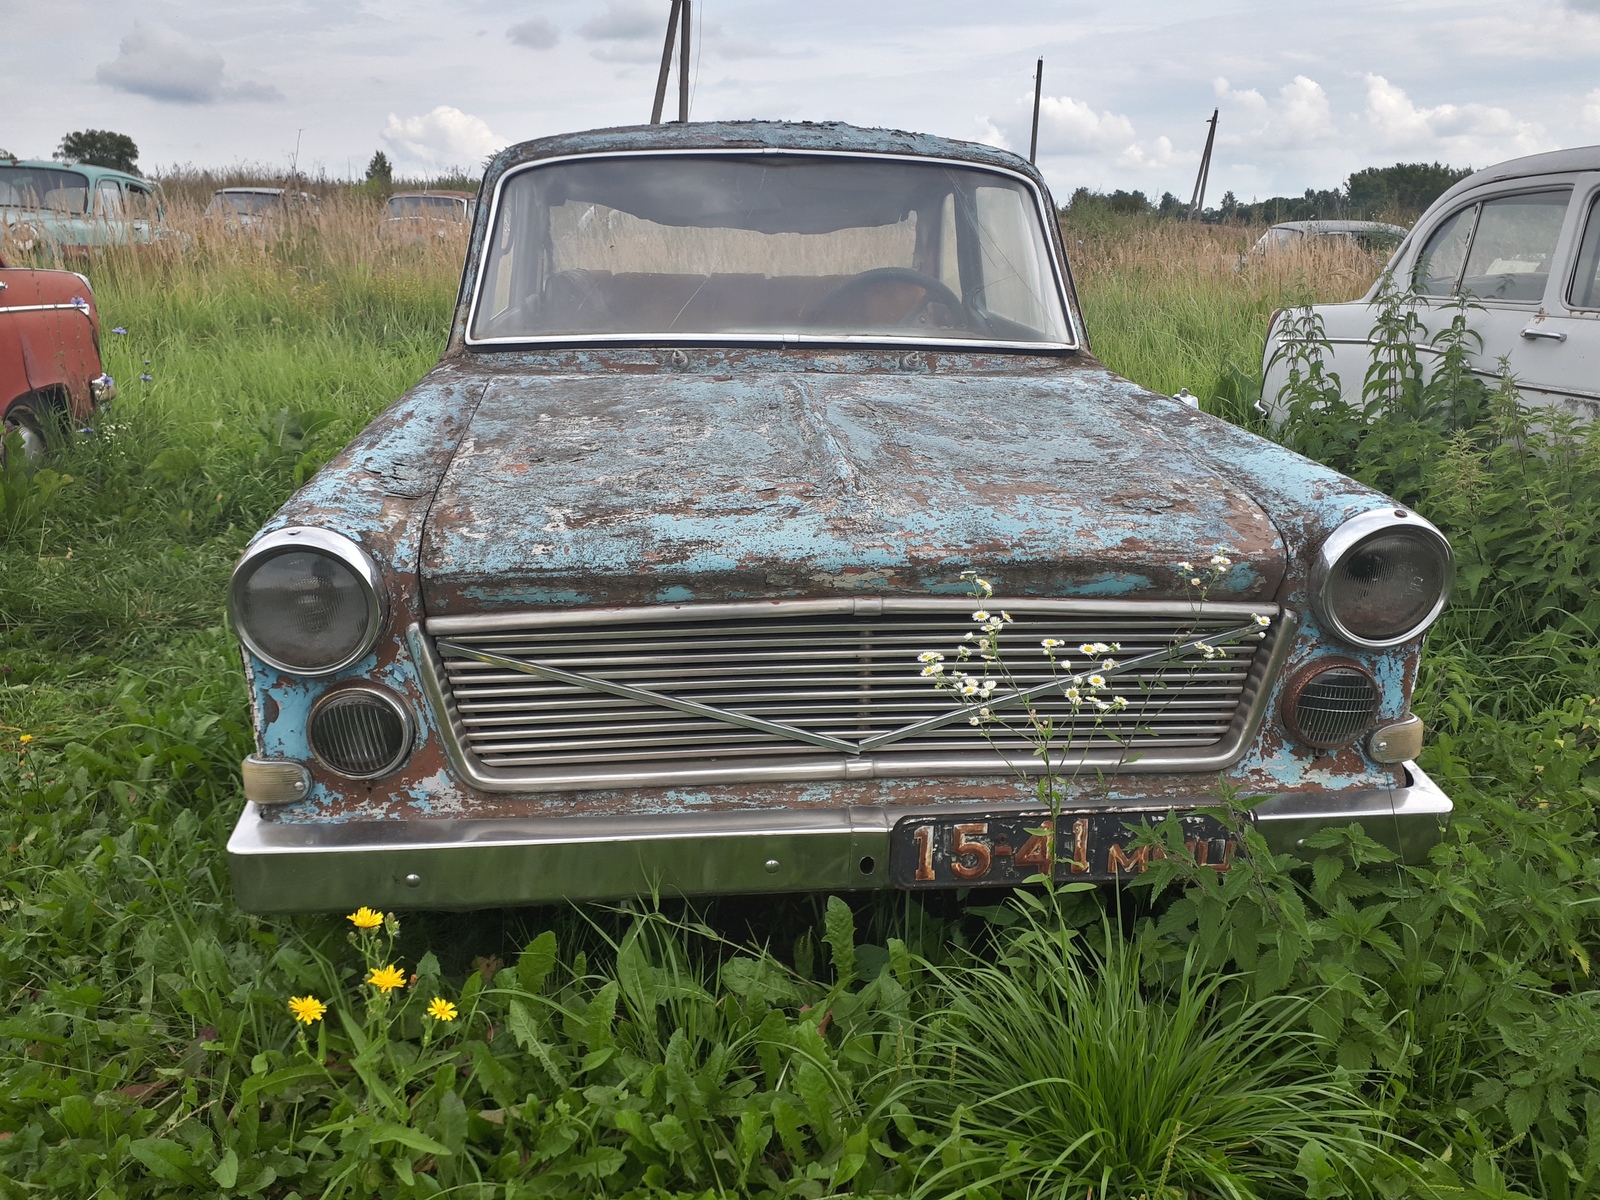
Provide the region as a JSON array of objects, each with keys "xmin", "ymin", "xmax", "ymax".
[{"xmin": 227, "ymin": 762, "xmax": 1452, "ymax": 912}]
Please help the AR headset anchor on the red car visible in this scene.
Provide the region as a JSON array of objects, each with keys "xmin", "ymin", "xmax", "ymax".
[{"xmin": 0, "ymin": 248, "xmax": 113, "ymax": 460}]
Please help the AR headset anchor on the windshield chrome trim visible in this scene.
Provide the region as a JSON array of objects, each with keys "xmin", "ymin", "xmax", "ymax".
[{"xmin": 462, "ymin": 147, "xmax": 1081, "ymax": 353}]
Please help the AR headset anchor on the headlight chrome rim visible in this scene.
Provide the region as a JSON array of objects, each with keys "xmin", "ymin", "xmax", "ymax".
[
  {"xmin": 1311, "ymin": 508, "xmax": 1453, "ymax": 649},
  {"xmin": 307, "ymin": 684, "xmax": 414, "ymax": 779},
  {"xmin": 229, "ymin": 526, "xmax": 386, "ymax": 676}
]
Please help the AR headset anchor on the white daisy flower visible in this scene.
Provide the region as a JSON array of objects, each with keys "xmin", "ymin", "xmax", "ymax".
[
  {"xmin": 1253, "ymin": 613, "xmax": 1271, "ymax": 627},
  {"xmin": 1088, "ymin": 674, "xmax": 1107, "ymax": 689},
  {"xmin": 972, "ymin": 609, "xmax": 990, "ymax": 621}
]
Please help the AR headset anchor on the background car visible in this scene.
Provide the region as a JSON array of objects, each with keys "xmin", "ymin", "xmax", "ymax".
[
  {"xmin": 1246, "ymin": 219, "xmax": 1408, "ymax": 259},
  {"xmin": 383, "ymin": 190, "xmax": 474, "ymax": 238},
  {"xmin": 0, "ymin": 247, "xmax": 113, "ymax": 462},
  {"xmin": 203, "ymin": 187, "xmax": 319, "ymax": 231},
  {"xmin": 224, "ymin": 121, "xmax": 1453, "ymax": 913},
  {"xmin": 1262, "ymin": 145, "xmax": 1600, "ymax": 421},
  {"xmin": 0, "ymin": 155, "xmax": 164, "ymax": 253}
]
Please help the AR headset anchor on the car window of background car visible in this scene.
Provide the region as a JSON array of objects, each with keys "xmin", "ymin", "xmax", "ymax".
[
  {"xmin": 1413, "ymin": 206, "xmax": 1476, "ymax": 295},
  {"xmin": 125, "ymin": 183, "xmax": 155, "ymax": 218},
  {"xmin": 96, "ymin": 179, "xmax": 124, "ymax": 217},
  {"xmin": 1457, "ymin": 190, "xmax": 1571, "ymax": 303},
  {"xmin": 0, "ymin": 166, "xmax": 89, "ymax": 214},
  {"xmin": 1566, "ymin": 193, "xmax": 1600, "ymax": 308},
  {"xmin": 472, "ymin": 155, "xmax": 1069, "ymax": 344}
]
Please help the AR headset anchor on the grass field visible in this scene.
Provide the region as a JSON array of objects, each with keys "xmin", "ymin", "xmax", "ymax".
[{"xmin": 3, "ymin": 203, "xmax": 1599, "ymax": 1198}]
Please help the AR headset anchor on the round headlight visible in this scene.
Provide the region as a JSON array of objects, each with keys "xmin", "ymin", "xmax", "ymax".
[
  {"xmin": 230, "ymin": 527, "xmax": 384, "ymax": 675},
  {"xmin": 309, "ymin": 686, "xmax": 412, "ymax": 778},
  {"xmin": 1311, "ymin": 510, "xmax": 1453, "ymax": 648},
  {"xmin": 1282, "ymin": 659, "xmax": 1380, "ymax": 749}
]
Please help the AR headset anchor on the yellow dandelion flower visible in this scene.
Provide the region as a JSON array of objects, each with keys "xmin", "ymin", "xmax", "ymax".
[
  {"xmin": 426, "ymin": 997, "xmax": 459, "ymax": 1022},
  {"xmin": 367, "ymin": 964, "xmax": 407, "ymax": 992},
  {"xmin": 288, "ymin": 995, "xmax": 327, "ymax": 1025},
  {"xmin": 347, "ymin": 906, "xmax": 384, "ymax": 930},
  {"xmin": 19, "ymin": 734, "xmax": 33, "ymax": 744}
]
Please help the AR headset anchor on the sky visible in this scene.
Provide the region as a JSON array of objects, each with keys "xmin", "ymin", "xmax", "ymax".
[{"xmin": 5, "ymin": 0, "xmax": 1600, "ymax": 204}]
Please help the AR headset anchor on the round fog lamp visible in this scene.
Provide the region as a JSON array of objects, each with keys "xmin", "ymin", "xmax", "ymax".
[
  {"xmin": 230, "ymin": 528, "xmax": 384, "ymax": 675},
  {"xmin": 308, "ymin": 687, "xmax": 412, "ymax": 778},
  {"xmin": 1283, "ymin": 660, "xmax": 1380, "ymax": 750},
  {"xmin": 1313, "ymin": 510, "xmax": 1453, "ymax": 648}
]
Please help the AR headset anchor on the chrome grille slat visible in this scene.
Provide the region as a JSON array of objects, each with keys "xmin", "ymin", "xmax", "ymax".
[{"xmin": 428, "ymin": 600, "xmax": 1279, "ymax": 784}]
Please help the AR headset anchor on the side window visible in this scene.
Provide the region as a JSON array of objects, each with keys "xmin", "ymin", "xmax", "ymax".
[
  {"xmin": 95, "ymin": 179, "xmax": 124, "ymax": 217},
  {"xmin": 1458, "ymin": 190, "xmax": 1571, "ymax": 303},
  {"xmin": 1567, "ymin": 193, "xmax": 1600, "ymax": 309},
  {"xmin": 126, "ymin": 184, "xmax": 154, "ymax": 218},
  {"xmin": 1413, "ymin": 207, "xmax": 1475, "ymax": 296}
]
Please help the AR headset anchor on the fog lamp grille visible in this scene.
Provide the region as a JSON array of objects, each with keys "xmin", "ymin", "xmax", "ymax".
[
  {"xmin": 1285, "ymin": 663, "xmax": 1379, "ymax": 749},
  {"xmin": 309, "ymin": 688, "xmax": 411, "ymax": 778}
]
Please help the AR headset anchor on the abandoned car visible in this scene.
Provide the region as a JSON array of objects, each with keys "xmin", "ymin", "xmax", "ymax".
[
  {"xmin": 226, "ymin": 121, "xmax": 1454, "ymax": 912},
  {"xmin": 384, "ymin": 190, "xmax": 475, "ymax": 236},
  {"xmin": 0, "ymin": 157, "xmax": 163, "ymax": 253},
  {"xmin": 1245, "ymin": 219, "xmax": 1408, "ymax": 260},
  {"xmin": 1, "ymin": 248, "xmax": 114, "ymax": 461},
  {"xmin": 1263, "ymin": 144, "xmax": 1600, "ymax": 422}
]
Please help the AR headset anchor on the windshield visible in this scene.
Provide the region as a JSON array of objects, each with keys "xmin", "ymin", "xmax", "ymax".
[
  {"xmin": 388, "ymin": 195, "xmax": 466, "ymax": 218},
  {"xmin": 470, "ymin": 154, "xmax": 1071, "ymax": 346},
  {"xmin": 207, "ymin": 191, "xmax": 282, "ymax": 215},
  {"xmin": 0, "ymin": 167, "xmax": 91, "ymax": 214}
]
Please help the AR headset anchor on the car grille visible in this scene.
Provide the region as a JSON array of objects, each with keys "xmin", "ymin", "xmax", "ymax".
[{"xmin": 427, "ymin": 600, "xmax": 1278, "ymax": 785}]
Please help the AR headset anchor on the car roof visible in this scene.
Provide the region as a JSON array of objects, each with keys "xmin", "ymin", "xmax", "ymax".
[
  {"xmin": 3, "ymin": 159, "xmax": 150, "ymax": 186},
  {"xmin": 1428, "ymin": 143, "xmax": 1600, "ymax": 214},
  {"xmin": 1269, "ymin": 220, "xmax": 1408, "ymax": 234},
  {"xmin": 391, "ymin": 190, "xmax": 473, "ymax": 199},
  {"xmin": 486, "ymin": 120, "xmax": 1046, "ymax": 191},
  {"xmin": 215, "ymin": 187, "xmax": 285, "ymax": 195}
]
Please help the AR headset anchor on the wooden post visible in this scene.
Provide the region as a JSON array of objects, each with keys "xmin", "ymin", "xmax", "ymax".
[
  {"xmin": 679, "ymin": 0, "xmax": 692, "ymax": 122},
  {"xmin": 1029, "ymin": 58, "xmax": 1043, "ymax": 165},
  {"xmin": 650, "ymin": 0, "xmax": 683, "ymax": 124},
  {"xmin": 1188, "ymin": 108, "xmax": 1218, "ymax": 220}
]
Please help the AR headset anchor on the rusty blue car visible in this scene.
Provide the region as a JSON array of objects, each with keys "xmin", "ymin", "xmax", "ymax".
[{"xmin": 225, "ymin": 121, "xmax": 1453, "ymax": 912}]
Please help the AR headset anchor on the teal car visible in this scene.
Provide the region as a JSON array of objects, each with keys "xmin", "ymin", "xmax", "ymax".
[{"xmin": 0, "ymin": 157, "xmax": 165, "ymax": 252}]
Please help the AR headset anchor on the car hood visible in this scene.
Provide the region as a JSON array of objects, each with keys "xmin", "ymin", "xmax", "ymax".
[{"xmin": 418, "ymin": 366, "xmax": 1287, "ymax": 613}]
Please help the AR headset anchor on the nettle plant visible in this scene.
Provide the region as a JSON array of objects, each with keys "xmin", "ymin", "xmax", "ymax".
[{"xmin": 915, "ymin": 566, "xmax": 1272, "ymax": 842}]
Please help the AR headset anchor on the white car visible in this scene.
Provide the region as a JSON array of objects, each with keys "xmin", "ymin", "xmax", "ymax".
[{"xmin": 1263, "ymin": 145, "xmax": 1600, "ymax": 422}]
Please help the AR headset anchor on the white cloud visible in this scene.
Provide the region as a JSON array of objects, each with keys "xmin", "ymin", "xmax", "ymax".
[
  {"xmin": 507, "ymin": 18, "xmax": 560, "ymax": 50},
  {"xmin": 973, "ymin": 117, "xmax": 1009, "ymax": 151},
  {"xmin": 1214, "ymin": 74, "xmax": 1336, "ymax": 150},
  {"xmin": 382, "ymin": 107, "xmax": 505, "ymax": 171},
  {"xmin": 1032, "ymin": 95, "xmax": 1136, "ymax": 153},
  {"xmin": 1117, "ymin": 135, "xmax": 1186, "ymax": 172},
  {"xmin": 1583, "ymin": 88, "xmax": 1600, "ymax": 132},
  {"xmin": 95, "ymin": 23, "xmax": 281, "ymax": 105},
  {"xmin": 578, "ymin": 2, "xmax": 662, "ymax": 41},
  {"xmin": 1362, "ymin": 74, "xmax": 1551, "ymax": 160}
]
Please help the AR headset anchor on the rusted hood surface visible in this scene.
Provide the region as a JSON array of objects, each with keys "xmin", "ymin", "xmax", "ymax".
[{"xmin": 419, "ymin": 366, "xmax": 1287, "ymax": 613}]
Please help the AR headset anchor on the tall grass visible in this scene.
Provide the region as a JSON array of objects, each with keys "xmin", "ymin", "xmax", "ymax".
[{"xmin": 1067, "ymin": 217, "xmax": 1384, "ymax": 414}]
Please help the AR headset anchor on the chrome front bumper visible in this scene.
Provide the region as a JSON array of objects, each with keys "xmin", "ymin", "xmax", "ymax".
[{"xmin": 226, "ymin": 763, "xmax": 1452, "ymax": 913}]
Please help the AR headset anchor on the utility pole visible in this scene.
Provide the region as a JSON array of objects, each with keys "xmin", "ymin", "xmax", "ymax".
[
  {"xmin": 1188, "ymin": 108, "xmax": 1217, "ymax": 220},
  {"xmin": 1028, "ymin": 58, "xmax": 1043, "ymax": 164},
  {"xmin": 650, "ymin": 0, "xmax": 693, "ymax": 124}
]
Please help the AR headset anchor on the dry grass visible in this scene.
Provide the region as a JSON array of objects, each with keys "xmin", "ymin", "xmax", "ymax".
[{"xmin": 1063, "ymin": 216, "xmax": 1387, "ymax": 404}]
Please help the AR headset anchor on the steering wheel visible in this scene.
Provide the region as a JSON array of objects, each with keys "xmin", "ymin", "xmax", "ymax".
[{"xmin": 803, "ymin": 267, "xmax": 979, "ymax": 332}]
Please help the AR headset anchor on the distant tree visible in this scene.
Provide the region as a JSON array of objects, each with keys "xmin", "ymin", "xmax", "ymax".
[
  {"xmin": 1346, "ymin": 162, "xmax": 1472, "ymax": 217},
  {"xmin": 366, "ymin": 151, "xmax": 393, "ymax": 188},
  {"xmin": 55, "ymin": 130, "xmax": 139, "ymax": 174},
  {"xmin": 1157, "ymin": 191, "xmax": 1182, "ymax": 217}
]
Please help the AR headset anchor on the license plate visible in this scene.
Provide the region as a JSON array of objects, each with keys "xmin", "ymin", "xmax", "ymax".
[{"xmin": 889, "ymin": 810, "xmax": 1242, "ymax": 888}]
